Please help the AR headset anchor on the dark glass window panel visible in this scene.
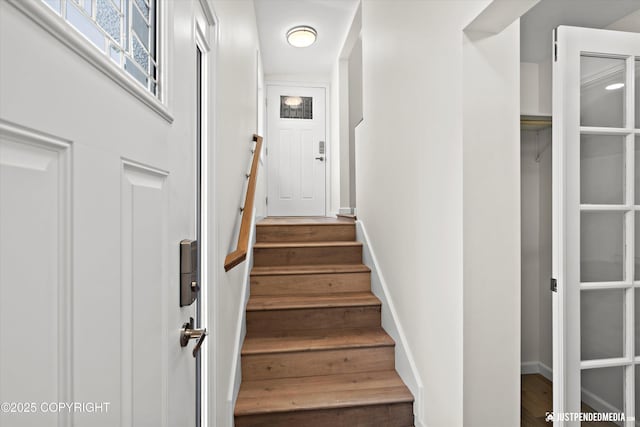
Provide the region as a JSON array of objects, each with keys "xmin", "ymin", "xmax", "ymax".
[{"xmin": 280, "ymin": 96, "xmax": 313, "ymax": 120}]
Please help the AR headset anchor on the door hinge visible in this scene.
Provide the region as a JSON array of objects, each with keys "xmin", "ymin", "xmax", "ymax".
[
  {"xmin": 265, "ymin": 196, "xmax": 268, "ymax": 206},
  {"xmin": 553, "ymin": 29, "xmax": 558, "ymax": 62},
  {"xmin": 550, "ymin": 278, "xmax": 557, "ymax": 292}
]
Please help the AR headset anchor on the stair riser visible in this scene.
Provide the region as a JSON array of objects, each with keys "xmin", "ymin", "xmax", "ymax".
[
  {"xmin": 246, "ymin": 306, "xmax": 381, "ymax": 335},
  {"xmin": 242, "ymin": 346, "xmax": 395, "ymax": 381},
  {"xmin": 256, "ymin": 224, "xmax": 355, "ymax": 243},
  {"xmin": 234, "ymin": 402, "xmax": 414, "ymax": 427},
  {"xmin": 251, "ymin": 272, "xmax": 371, "ymax": 296},
  {"xmin": 253, "ymin": 245, "xmax": 362, "ymax": 267}
]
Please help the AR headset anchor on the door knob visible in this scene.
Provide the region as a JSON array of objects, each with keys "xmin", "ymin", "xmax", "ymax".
[
  {"xmin": 315, "ymin": 156, "xmax": 325, "ymax": 161},
  {"xmin": 180, "ymin": 317, "xmax": 207, "ymax": 357}
]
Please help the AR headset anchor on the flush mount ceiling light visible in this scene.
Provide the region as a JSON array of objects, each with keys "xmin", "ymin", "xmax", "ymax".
[
  {"xmin": 286, "ymin": 26, "xmax": 317, "ymax": 48},
  {"xmin": 606, "ymin": 83, "xmax": 625, "ymax": 91},
  {"xmin": 284, "ymin": 96, "xmax": 303, "ymax": 107}
]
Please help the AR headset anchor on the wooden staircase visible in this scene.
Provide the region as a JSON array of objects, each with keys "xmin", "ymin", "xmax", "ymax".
[{"xmin": 234, "ymin": 217, "xmax": 414, "ymax": 427}]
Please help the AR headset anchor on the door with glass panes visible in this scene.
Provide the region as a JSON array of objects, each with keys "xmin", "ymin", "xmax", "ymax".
[{"xmin": 553, "ymin": 26, "xmax": 640, "ymax": 426}]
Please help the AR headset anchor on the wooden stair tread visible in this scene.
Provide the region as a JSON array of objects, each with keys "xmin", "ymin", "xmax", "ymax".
[
  {"xmin": 235, "ymin": 371, "xmax": 413, "ymax": 416},
  {"xmin": 247, "ymin": 292, "xmax": 381, "ymax": 311},
  {"xmin": 251, "ymin": 264, "xmax": 370, "ymax": 276},
  {"xmin": 258, "ymin": 216, "xmax": 354, "ymax": 226},
  {"xmin": 254, "ymin": 241, "xmax": 362, "ymax": 249},
  {"xmin": 242, "ymin": 328, "xmax": 394, "ymax": 355}
]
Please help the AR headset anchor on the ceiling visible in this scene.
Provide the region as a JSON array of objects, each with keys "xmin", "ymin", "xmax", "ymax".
[
  {"xmin": 254, "ymin": 0, "xmax": 359, "ymax": 77},
  {"xmin": 521, "ymin": 0, "xmax": 640, "ymax": 63}
]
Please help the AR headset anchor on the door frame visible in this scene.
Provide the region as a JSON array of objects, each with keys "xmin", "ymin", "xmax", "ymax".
[
  {"xmin": 194, "ymin": 5, "xmax": 217, "ymax": 427},
  {"xmin": 552, "ymin": 25, "xmax": 640, "ymax": 425},
  {"xmin": 264, "ymin": 80, "xmax": 331, "ymax": 217}
]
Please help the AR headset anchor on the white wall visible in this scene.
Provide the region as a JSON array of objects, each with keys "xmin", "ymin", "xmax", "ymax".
[
  {"xmin": 520, "ymin": 60, "xmax": 552, "ymax": 116},
  {"xmin": 331, "ymin": 3, "xmax": 361, "ymax": 215},
  {"xmin": 520, "ymin": 127, "xmax": 552, "ymax": 376},
  {"xmin": 538, "ymin": 139, "xmax": 552, "ymax": 371},
  {"xmin": 347, "ymin": 37, "xmax": 362, "ymax": 210},
  {"xmin": 521, "ymin": 131, "xmax": 541, "ymax": 366},
  {"xmin": 330, "ymin": 60, "xmax": 343, "ymax": 215},
  {"xmin": 356, "ymin": 1, "xmax": 523, "ymax": 426},
  {"xmin": 209, "ymin": 1, "xmax": 261, "ymax": 426},
  {"xmin": 462, "ymin": 22, "xmax": 521, "ymax": 427}
]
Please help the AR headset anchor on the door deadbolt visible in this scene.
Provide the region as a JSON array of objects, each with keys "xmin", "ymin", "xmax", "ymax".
[
  {"xmin": 180, "ymin": 317, "xmax": 207, "ymax": 357},
  {"xmin": 180, "ymin": 239, "xmax": 199, "ymax": 307}
]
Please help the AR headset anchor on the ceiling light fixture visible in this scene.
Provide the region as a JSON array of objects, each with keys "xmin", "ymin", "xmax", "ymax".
[
  {"xmin": 284, "ymin": 96, "xmax": 303, "ymax": 107},
  {"xmin": 605, "ymin": 83, "xmax": 624, "ymax": 91},
  {"xmin": 286, "ymin": 26, "xmax": 317, "ymax": 48}
]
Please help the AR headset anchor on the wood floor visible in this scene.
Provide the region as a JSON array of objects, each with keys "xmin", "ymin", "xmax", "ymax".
[
  {"xmin": 521, "ymin": 374, "xmax": 617, "ymax": 426},
  {"xmin": 234, "ymin": 217, "xmax": 414, "ymax": 427}
]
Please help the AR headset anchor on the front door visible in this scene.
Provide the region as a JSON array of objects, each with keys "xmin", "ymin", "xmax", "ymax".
[
  {"xmin": 553, "ymin": 26, "xmax": 640, "ymax": 426},
  {"xmin": 0, "ymin": 1, "xmax": 209, "ymax": 426},
  {"xmin": 267, "ymin": 85, "xmax": 326, "ymax": 216}
]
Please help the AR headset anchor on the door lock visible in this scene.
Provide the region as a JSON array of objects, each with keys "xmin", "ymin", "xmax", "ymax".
[
  {"xmin": 180, "ymin": 317, "xmax": 207, "ymax": 357},
  {"xmin": 315, "ymin": 156, "xmax": 325, "ymax": 162},
  {"xmin": 180, "ymin": 239, "xmax": 199, "ymax": 306}
]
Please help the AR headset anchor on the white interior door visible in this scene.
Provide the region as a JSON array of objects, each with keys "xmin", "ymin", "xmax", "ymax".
[
  {"xmin": 267, "ymin": 85, "xmax": 326, "ymax": 216},
  {"xmin": 553, "ymin": 26, "xmax": 640, "ymax": 426}
]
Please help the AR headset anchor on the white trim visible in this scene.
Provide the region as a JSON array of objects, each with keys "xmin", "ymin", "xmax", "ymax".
[
  {"xmin": 521, "ymin": 361, "xmax": 553, "ymax": 381},
  {"xmin": 206, "ymin": 9, "xmax": 220, "ymax": 427},
  {"xmin": 338, "ymin": 207, "xmax": 354, "ymax": 215},
  {"xmin": 521, "ymin": 361, "xmax": 542, "ymax": 375},
  {"xmin": 580, "ymin": 357, "xmax": 633, "ymax": 370},
  {"xmin": 193, "ymin": 12, "xmax": 212, "ymax": 427},
  {"xmin": 355, "ymin": 220, "xmax": 425, "ymax": 426},
  {"xmin": 6, "ymin": 0, "xmax": 174, "ymax": 123}
]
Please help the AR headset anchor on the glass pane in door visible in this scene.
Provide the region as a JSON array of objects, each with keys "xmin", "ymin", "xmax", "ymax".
[
  {"xmin": 636, "ymin": 60, "xmax": 639, "ymax": 128},
  {"xmin": 581, "ymin": 289, "xmax": 624, "ymax": 360},
  {"xmin": 636, "ymin": 290, "xmax": 640, "ymax": 356},
  {"xmin": 581, "ymin": 212, "xmax": 625, "ymax": 282},
  {"xmin": 581, "ymin": 135, "xmax": 625, "ymax": 204},
  {"xmin": 581, "ymin": 367, "xmax": 624, "ymax": 416},
  {"xmin": 636, "ymin": 137, "xmax": 640, "ymax": 205},
  {"xmin": 580, "ymin": 56, "xmax": 626, "ymax": 128}
]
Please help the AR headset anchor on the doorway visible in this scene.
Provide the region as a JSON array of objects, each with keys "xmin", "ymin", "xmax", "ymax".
[{"xmin": 266, "ymin": 84, "xmax": 327, "ymax": 216}]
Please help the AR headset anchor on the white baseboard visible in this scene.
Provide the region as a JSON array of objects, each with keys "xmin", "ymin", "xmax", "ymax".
[
  {"xmin": 355, "ymin": 221, "xmax": 425, "ymax": 426},
  {"xmin": 521, "ymin": 361, "xmax": 552, "ymax": 381},
  {"xmin": 339, "ymin": 207, "xmax": 354, "ymax": 215}
]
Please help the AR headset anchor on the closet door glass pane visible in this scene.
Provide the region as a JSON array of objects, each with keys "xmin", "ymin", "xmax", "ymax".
[
  {"xmin": 636, "ymin": 290, "xmax": 640, "ymax": 356},
  {"xmin": 580, "ymin": 56, "xmax": 626, "ymax": 128},
  {"xmin": 581, "ymin": 212, "xmax": 625, "ymax": 282},
  {"xmin": 581, "ymin": 367, "xmax": 624, "ymax": 415},
  {"xmin": 581, "ymin": 289, "xmax": 624, "ymax": 360},
  {"xmin": 580, "ymin": 135, "xmax": 625, "ymax": 204},
  {"xmin": 636, "ymin": 60, "xmax": 639, "ymax": 128}
]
